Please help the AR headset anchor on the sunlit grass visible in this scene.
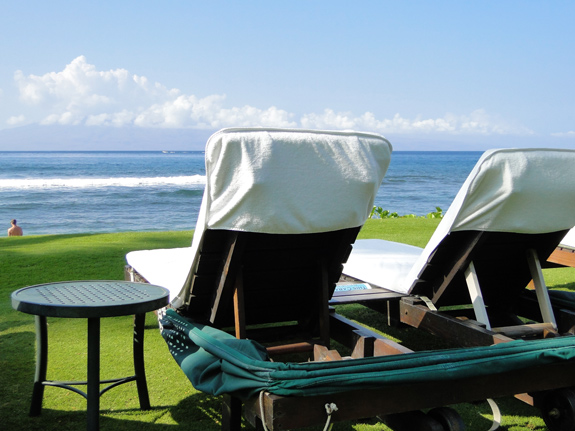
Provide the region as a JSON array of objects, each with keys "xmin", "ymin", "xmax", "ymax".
[{"xmin": 1, "ymin": 220, "xmax": 573, "ymax": 430}]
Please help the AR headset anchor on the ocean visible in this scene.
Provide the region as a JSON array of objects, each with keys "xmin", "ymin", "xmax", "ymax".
[{"xmin": 0, "ymin": 151, "xmax": 482, "ymax": 236}]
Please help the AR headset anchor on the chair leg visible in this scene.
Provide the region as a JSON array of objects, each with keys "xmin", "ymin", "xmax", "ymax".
[
  {"xmin": 465, "ymin": 261, "xmax": 491, "ymax": 330},
  {"xmin": 222, "ymin": 395, "xmax": 242, "ymax": 431},
  {"xmin": 527, "ymin": 248, "xmax": 557, "ymax": 329}
]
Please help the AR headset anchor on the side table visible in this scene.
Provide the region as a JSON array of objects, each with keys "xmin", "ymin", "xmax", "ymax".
[{"xmin": 11, "ymin": 280, "xmax": 170, "ymax": 431}]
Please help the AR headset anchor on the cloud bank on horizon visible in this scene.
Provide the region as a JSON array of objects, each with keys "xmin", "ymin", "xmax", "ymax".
[{"xmin": 5, "ymin": 56, "xmax": 543, "ymax": 138}]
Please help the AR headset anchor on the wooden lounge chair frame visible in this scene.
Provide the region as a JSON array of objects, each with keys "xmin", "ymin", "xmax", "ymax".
[
  {"xmin": 128, "ymin": 138, "xmax": 575, "ymax": 430},
  {"xmin": 331, "ymin": 149, "xmax": 575, "ymax": 430},
  {"xmin": 163, "ymin": 227, "xmax": 575, "ymax": 431}
]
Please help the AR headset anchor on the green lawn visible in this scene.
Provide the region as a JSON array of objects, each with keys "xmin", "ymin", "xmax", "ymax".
[{"xmin": 1, "ymin": 219, "xmax": 574, "ymax": 430}]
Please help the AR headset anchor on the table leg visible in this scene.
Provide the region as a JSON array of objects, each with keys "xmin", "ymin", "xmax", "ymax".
[
  {"xmin": 133, "ymin": 313, "xmax": 151, "ymax": 410},
  {"xmin": 87, "ymin": 317, "xmax": 100, "ymax": 431},
  {"xmin": 30, "ymin": 315, "xmax": 48, "ymax": 416}
]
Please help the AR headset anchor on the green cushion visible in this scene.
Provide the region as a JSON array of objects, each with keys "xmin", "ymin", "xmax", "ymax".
[{"xmin": 161, "ymin": 309, "xmax": 575, "ymax": 400}]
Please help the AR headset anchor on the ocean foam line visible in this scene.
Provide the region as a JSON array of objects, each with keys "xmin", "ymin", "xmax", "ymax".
[{"xmin": 0, "ymin": 175, "xmax": 206, "ymax": 189}]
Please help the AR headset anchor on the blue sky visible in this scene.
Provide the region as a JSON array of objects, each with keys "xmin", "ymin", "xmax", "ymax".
[{"xmin": 1, "ymin": 1, "xmax": 574, "ymax": 150}]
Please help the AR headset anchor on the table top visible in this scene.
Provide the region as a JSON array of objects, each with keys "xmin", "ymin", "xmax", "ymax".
[{"xmin": 12, "ymin": 280, "xmax": 170, "ymax": 318}]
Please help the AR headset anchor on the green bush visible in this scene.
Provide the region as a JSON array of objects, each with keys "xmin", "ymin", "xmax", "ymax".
[{"xmin": 369, "ymin": 206, "xmax": 443, "ymax": 220}]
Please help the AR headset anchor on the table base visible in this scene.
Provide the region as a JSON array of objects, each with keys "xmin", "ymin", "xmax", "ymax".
[{"xmin": 30, "ymin": 313, "xmax": 151, "ymax": 431}]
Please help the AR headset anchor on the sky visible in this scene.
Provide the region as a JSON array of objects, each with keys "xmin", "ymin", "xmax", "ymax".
[{"xmin": 1, "ymin": 1, "xmax": 574, "ymax": 151}]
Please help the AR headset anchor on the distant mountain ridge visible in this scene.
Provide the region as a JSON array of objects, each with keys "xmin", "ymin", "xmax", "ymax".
[
  {"xmin": 0, "ymin": 125, "xmax": 216, "ymax": 151},
  {"xmin": 0, "ymin": 124, "xmax": 561, "ymax": 152}
]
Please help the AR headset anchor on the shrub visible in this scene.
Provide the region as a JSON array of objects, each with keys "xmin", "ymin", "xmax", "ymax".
[{"xmin": 369, "ymin": 206, "xmax": 443, "ymax": 220}]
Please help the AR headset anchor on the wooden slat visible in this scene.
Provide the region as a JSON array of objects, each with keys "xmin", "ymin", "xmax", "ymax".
[
  {"xmin": 233, "ymin": 266, "xmax": 245, "ymax": 339},
  {"xmin": 430, "ymin": 231, "xmax": 484, "ymax": 304},
  {"xmin": 547, "ymin": 246, "xmax": 575, "ymax": 267},
  {"xmin": 184, "ymin": 227, "xmax": 361, "ymax": 330},
  {"xmin": 210, "ymin": 232, "xmax": 246, "ymax": 325},
  {"xmin": 492, "ymin": 323, "xmax": 558, "ymax": 338},
  {"xmin": 330, "ymin": 286, "xmax": 406, "ymax": 304}
]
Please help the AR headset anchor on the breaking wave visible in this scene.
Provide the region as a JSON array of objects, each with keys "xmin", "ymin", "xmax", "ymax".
[{"xmin": 0, "ymin": 175, "xmax": 206, "ymax": 190}]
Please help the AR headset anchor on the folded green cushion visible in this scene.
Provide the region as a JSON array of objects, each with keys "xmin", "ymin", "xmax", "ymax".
[{"xmin": 161, "ymin": 309, "xmax": 575, "ymax": 400}]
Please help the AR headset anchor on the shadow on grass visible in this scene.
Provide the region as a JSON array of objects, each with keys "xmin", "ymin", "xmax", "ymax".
[
  {"xmin": 0, "ymin": 233, "xmax": 98, "ymax": 249},
  {"xmin": 554, "ymin": 282, "xmax": 575, "ymax": 291},
  {"xmin": 0, "ymin": 231, "xmax": 193, "ymax": 252},
  {"xmin": 169, "ymin": 393, "xmax": 385, "ymax": 431},
  {"xmin": 2, "ymin": 329, "xmax": 549, "ymax": 431},
  {"xmin": 0, "ymin": 317, "xmax": 34, "ymax": 333},
  {"xmin": 0, "ymin": 330, "xmax": 37, "ymax": 430}
]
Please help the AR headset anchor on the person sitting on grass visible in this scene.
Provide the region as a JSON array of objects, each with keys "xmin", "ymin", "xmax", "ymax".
[{"xmin": 8, "ymin": 219, "xmax": 23, "ymax": 236}]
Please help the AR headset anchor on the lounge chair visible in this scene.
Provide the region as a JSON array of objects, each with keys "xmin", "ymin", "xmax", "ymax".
[
  {"xmin": 340, "ymin": 148, "xmax": 575, "ymax": 427},
  {"xmin": 342, "ymin": 148, "xmax": 575, "ymax": 335},
  {"xmin": 126, "ymin": 127, "xmax": 392, "ymax": 311},
  {"xmin": 127, "ymin": 141, "xmax": 575, "ymax": 431}
]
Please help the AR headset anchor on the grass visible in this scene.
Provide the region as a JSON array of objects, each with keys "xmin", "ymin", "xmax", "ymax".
[{"xmin": 1, "ymin": 219, "xmax": 574, "ymax": 430}]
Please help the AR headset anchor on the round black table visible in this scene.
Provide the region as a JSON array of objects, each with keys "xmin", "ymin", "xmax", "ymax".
[{"xmin": 11, "ymin": 280, "xmax": 170, "ymax": 431}]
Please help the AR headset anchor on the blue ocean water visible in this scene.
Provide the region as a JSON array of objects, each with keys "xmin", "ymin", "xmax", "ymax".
[{"xmin": 0, "ymin": 151, "xmax": 482, "ymax": 236}]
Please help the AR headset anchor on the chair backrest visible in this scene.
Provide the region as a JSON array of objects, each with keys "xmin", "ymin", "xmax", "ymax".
[
  {"xmin": 405, "ymin": 148, "xmax": 575, "ymax": 309},
  {"xmin": 172, "ymin": 128, "xmax": 392, "ymax": 336},
  {"xmin": 183, "ymin": 227, "xmax": 361, "ymax": 330}
]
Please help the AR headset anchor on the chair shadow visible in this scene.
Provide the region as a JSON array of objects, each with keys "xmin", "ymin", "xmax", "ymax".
[
  {"xmin": 0, "ymin": 330, "xmax": 38, "ymax": 430},
  {"xmin": 2, "ymin": 327, "xmax": 549, "ymax": 431},
  {"xmin": 169, "ymin": 393, "xmax": 387, "ymax": 431}
]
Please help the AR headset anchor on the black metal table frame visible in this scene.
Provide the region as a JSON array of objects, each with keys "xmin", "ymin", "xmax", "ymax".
[
  {"xmin": 30, "ymin": 313, "xmax": 150, "ymax": 422},
  {"xmin": 12, "ymin": 281, "xmax": 170, "ymax": 431}
]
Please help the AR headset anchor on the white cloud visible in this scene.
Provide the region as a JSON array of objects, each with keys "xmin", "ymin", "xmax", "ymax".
[
  {"xmin": 12, "ymin": 56, "xmax": 296, "ymax": 129},
  {"xmin": 301, "ymin": 109, "xmax": 533, "ymax": 136},
  {"xmin": 8, "ymin": 56, "xmax": 532, "ymax": 136},
  {"xmin": 551, "ymin": 131, "xmax": 575, "ymax": 137},
  {"xmin": 7, "ymin": 115, "xmax": 26, "ymax": 126}
]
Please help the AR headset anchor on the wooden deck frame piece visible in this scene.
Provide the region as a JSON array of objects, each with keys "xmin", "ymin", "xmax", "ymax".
[
  {"xmin": 518, "ymin": 294, "xmax": 575, "ymax": 335},
  {"xmin": 222, "ymin": 302, "xmax": 574, "ymax": 431},
  {"xmin": 410, "ymin": 230, "xmax": 567, "ymax": 309},
  {"xmin": 547, "ymin": 245, "xmax": 575, "ymax": 268},
  {"xmin": 313, "ymin": 345, "xmax": 343, "ymax": 361},
  {"xmin": 399, "ymin": 297, "xmax": 562, "ymax": 347},
  {"xmin": 400, "ymin": 297, "xmax": 513, "ymax": 347},
  {"xmin": 403, "ymin": 230, "xmax": 568, "ymax": 343},
  {"xmin": 460, "ymin": 247, "xmax": 558, "ymax": 335},
  {"xmin": 242, "ymin": 360, "xmax": 575, "ymax": 431},
  {"xmin": 222, "ymin": 309, "xmax": 418, "ymax": 431},
  {"xmin": 329, "ymin": 311, "xmax": 413, "ymax": 357}
]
